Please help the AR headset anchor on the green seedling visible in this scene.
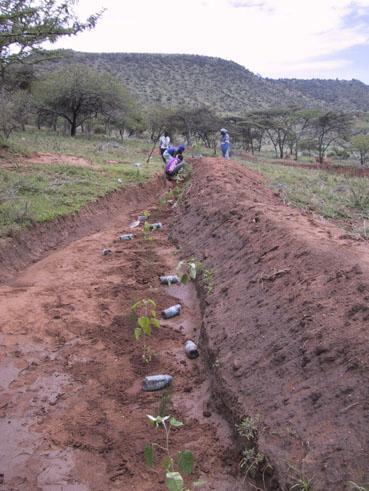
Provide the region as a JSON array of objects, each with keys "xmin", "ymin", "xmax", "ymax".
[
  {"xmin": 144, "ymin": 415, "xmax": 204, "ymax": 491},
  {"xmin": 177, "ymin": 258, "xmax": 199, "ymax": 285},
  {"xmin": 131, "ymin": 298, "xmax": 160, "ymax": 363},
  {"xmin": 177, "ymin": 258, "xmax": 215, "ymax": 294}
]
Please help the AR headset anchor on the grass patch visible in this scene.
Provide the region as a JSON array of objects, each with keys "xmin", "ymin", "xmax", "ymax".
[
  {"xmin": 0, "ymin": 130, "xmax": 163, "ymax": 237},
  {"xmin": 241, "ymin": 160, "xmax": 369, "ymax": 234}
]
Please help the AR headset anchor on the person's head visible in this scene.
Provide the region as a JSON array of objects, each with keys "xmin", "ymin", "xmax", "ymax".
[
  {"xmin": 164, "ymin": 131, "xmax": 169, "ymax": 137},
  {"xmin": 177, "ymin": 144, "xmax": 185, "ymax": 153},
  {"xmin": 220, "ymin": 128, "xmax": 227, "ymax": 135}
]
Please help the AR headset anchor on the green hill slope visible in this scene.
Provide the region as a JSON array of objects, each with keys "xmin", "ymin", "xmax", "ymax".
[{"xmin": 44, "ymin": 51, "xmax": 369, "ymax": 113}]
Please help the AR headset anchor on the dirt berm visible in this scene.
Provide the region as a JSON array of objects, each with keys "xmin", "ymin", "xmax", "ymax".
[{"xmin": 171, "ymin": 157, "xmax": 369, "ymax": 490}]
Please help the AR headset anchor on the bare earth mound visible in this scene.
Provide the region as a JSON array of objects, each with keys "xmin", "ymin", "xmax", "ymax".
[{"xmin": 171, "ymin": 158, "xmax": 369, "ymax": 490}]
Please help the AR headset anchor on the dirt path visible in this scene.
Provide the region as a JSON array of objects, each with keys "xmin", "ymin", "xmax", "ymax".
[{"xmin": 0, "ymin": 182, "xmax": 245, "ymax": 490}]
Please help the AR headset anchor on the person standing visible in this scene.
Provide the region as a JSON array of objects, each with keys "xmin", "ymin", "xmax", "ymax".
[
  {"xmin": 220, "ymin": 128, "xmax": 230, "ymax": 159},
  {"xmin": 159, "ymin": 132, "xmax": 170, "ymax": 163}
]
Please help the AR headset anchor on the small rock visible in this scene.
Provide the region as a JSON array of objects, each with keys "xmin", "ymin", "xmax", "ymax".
[
  {"xmin": 232, "ymin": 360, "xmax": 241, "ymax": 371},
  {"xmin": 102, "ymin": 248, "xmax": 112, "ymax": 256},
  {"xmin": 203, "ymin": 410, "xmax": 212, "ymax": 418}
]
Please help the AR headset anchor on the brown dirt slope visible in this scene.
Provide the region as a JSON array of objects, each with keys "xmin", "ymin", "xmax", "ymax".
[
  {"xmin": 171, "ymin": 157, "xmax": 369, "ymax": 490},
  {"xmin": 0, "ymin": 176, "xmax": 166, "ymax": 283}
]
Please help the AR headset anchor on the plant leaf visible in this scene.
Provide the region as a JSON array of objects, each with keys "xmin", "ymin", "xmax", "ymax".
[
  {"xmin": 178, "ymin": 450, "xmax": 194, "ymax": 475},
  {"xmin": 166, "ymin": 472, "xmax": 184, "ymax": 491},
  {"xmin": 134, "ymin": 327, "xmax": 142, "ymax": 340},
  {"xmin": 193, "ymin": 480, "xmax": 206, "ymax": 488},
  {"xmin": 138, "ymin": 316, "xmax": 151, "ymax": 335},
  {"xmin": 144, "ymin": 444, "xmax": 154, "ymax": 467},
  {"xmin": 180, "ymin": 273, "xmax": 189, "ymax": 285},
  {"xmin": 162, "ymin": 456, "xmax": 173, "ymax": 471},
  {"xmin": 169, "ymin": 417, "xmax": 184, "ymax": 428},
  {"xmin": 151, "ymin": 318, "xmax": 160, "ymax": 329},
  {"xmin": 188, "ymin": 262, "xmax": 197, "ymax": 280}
]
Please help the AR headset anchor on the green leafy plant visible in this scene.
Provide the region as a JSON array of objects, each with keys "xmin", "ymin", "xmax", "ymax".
[
  {"xmin": 144, "ymin": 415, "xmax": 204, "ymax": 491},
  {"xmin": 177, "ymin": 257, "xmax": 214, "ymax": 294},
  {"xmin": 177, "ymin": 258, "xmax": 199, "ymax": 285},
  {"xmin": 131, "ymin": 299, "xmax": 160, "ymax": 363}
]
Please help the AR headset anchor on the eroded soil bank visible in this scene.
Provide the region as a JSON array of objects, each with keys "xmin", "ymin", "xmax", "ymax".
[
  {"xmin": 171, "ymin": 157, "xmax": 369, "ymax": 490},
  {"xmin": 0, "ymin": 176, "xmax": 167, "ymax": 283},
  {"xmin": 0, "ymin": 175, "xmax": 245, "ymax": 490}
]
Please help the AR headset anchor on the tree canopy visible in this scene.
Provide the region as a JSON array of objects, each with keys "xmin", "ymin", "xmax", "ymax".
[
  {"xmin": 33, "ymin": 64, "xmax": 136, "ymax": 136},
  {"xmin": 0, "ymin": 0, "xmax": 102, "ymax": 76}
]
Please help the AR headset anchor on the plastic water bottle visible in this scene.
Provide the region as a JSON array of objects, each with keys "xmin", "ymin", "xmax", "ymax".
[
  {"xmin": 149, "ymin": 222, "xmax": 163, "ymax": 230},
  {"xmin": 160, "ymin": 275, "xmax": 180, "ymax": 285},
  {"xmin": 185, "ymin": 340, "xmax": 199, "ymax": 359},
  {"xmin": 162, "ymin": 304, "xmax": 181, "ymax": 319},
  {"xmin": 143, "ymin": 375, "xmax": 173, "ymax": 391},
  {"xmin": 119, "ymin": 234, "xmax": 134, "ymax": 241}
]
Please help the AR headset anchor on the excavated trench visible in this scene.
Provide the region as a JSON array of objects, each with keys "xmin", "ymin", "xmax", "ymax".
[
  {"xmin": 0, "ymin": 174, "xmax": 248, "ymax": 491},
  {"xmin": 1, "ymin": 159, "xmax": 369, "ymax": 491}
]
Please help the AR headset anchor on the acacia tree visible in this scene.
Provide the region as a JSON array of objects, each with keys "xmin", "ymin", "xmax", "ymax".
[
  {"xmin": 351, "ymin": 134, "xmax": 369, "ymax": 166},
  {"xmin": 311, "ymin": 111, "xmax": 353, "ymax": 164},
  {"xmin": 0, "ymin": 0, "xmax": 102, "ymax": 78},
  {"xmin": 33, "ymin": 64, "xmax": 134, "ymax": 136}
]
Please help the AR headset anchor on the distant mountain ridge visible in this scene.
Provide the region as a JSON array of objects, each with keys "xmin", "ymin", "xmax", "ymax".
[{"xmin": 45, "ymin": 51, "xmax": 369, "ymax": 113}]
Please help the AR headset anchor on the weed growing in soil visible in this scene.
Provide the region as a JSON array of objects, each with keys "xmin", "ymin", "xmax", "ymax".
[
  {"xmin": 348, "ymin": 482, "xmax": 369, "ymax": 491},
  {"xmin": 131, "ymin": 299, "xmax": 160, "ymax": 363},
  {"xmin": 236, "ymin": 416, "xmax": 259, "ymax": 440},
  {"xmin": 288, "ymin": 465, "xmax": 313, "ymax": 491},
  {"xmin": 144, "ymin": 415, "xmax": 204, "ymax": 490},
  {"xmin": 236, "ymin": 416, "xmax": 271, "ymax": 483}
]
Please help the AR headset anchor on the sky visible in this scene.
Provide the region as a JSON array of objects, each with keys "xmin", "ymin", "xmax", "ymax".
[{"xmin": 49, "ymin": 0, "xmax": 369, "ymax": 83}]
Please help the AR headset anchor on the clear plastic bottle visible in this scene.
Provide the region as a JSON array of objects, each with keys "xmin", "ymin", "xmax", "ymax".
[
  {"xmin": 119, "ymin": 234, "xmax": 134, "ymax": 241},
  {"xmin": 185, "ymin": 340, "xmax": 199, "ymax": 359},
  {"xmin": 160, "ymin": 275, "xmax": 180, "ymax": 285},
  {"xmin": 162, "ymin": 304, "xmax": 182, "ymax": 319},
  {"xmin": 143, "ymin": 374, "xmax": 173, "ymax": 391}
]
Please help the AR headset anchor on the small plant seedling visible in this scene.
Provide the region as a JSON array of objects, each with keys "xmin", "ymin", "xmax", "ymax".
[
  {"xmin": 202, "ymin": 268, "xmax": 214, "ymax": 294},
  {"xmin": 177, "ymin": 258, "xmax": 199, "ymax": 285},
  {"xmin": 288, "ymin": 464, "xmax": 313, "ymax": 491},
  {"xmin": 236, "ymin": 416, "xmax": 259, "ymax": 441},
  {"xmin": 131, "ymin": 299, "xmax": 160, "ymax": 363},
  {"xmin": 144, "ymin": 415, "xmax": 203, "ymax": 490},
  {"xmin": 240, "ymin": 447, "xmax": 265, "ymax": 478},
  {"xmin": 177, "ymin": 258, "xmax": 215, "ymax": 294},
  {"xmin": 347, "ymin": 483, "xmax": 369, "ymax": 491}
]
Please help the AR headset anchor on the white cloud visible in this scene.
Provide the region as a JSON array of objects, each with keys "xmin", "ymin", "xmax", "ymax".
[{"xmin": 48, "ymin": 0, "xmax": 369, "ymax": 80}]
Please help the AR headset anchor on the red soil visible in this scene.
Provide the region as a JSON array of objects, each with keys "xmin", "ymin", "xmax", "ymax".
[
  {"xmin": 171, "ymin": 157, "xmax": 369, "ymax": 490},
  {"xmin": 0, "ymin": 176, "xmax": 245, "ymax": 490}
]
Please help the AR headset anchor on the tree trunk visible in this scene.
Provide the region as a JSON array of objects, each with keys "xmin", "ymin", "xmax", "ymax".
[{"xmin": 70, "ymin": 116, "xmax": 77, "ymax": 137}]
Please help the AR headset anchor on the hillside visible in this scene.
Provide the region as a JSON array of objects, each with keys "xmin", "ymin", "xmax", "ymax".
[
  {"xmin": 43, "ymin": 51, "xmax": 369, "ymax": 113},
  {"xmin": 272, "ymin": 77, "xmax": 369, "ymax": 111}
]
